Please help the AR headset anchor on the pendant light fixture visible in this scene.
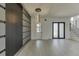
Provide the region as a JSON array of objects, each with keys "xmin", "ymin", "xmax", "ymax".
[{"xmin": 35, "ymin": 8, "xmax": 42, "ymax": 32}]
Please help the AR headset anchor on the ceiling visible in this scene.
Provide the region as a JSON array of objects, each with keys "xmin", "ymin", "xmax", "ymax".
[{"xmin": 22, "ymin": 3, "xmax": 79, "ymax": 18}]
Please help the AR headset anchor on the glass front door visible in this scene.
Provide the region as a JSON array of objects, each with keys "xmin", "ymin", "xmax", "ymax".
[{"xmin": 52, "ymin": 22, "xmax": 65, "ymax": 39}]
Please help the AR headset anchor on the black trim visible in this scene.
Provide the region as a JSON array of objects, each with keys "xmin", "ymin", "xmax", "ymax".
[
  {"xmin": 21, "ymin": 3, "xmax": 31, "ymax": 20},
  {"xmin": 23, "ymin": 25, "xmax": 31, "ymax": 28},
  {"xmin": 0, "ymin": 20, "xmax": 6, "ymax": 23},
  {"xmin": 0, "ymin": 35, "xmax": 6, "ymax": 38},
  {"xmin": 70, "ymin": 23, "xmax": 71, "ymax": 31},
  {"xmin": 0, "ymin": 5, "xmax": 6, "ymax": 9},
  {"xmin": 23, "ymin": 38, "xmax": 31, "ymax": 45},
  {"xmin": 64, "ymin": 23, "xmax": 65, "ymax": 38},
  {"xmin": 23, "ymin": 31, "xmax": 31, "ymax": 33},
  {"xmin": 58, "ymin": 22, "xmax": 59, "ymax": 38},
  {"xmin": 52, "ymin": 22, "xmax": 65, "ymax": 39},
  {"xmin": 0, "ymin": 49, "xmax": 6, "ymax": 54},
  {"xmin": 23, "ymin": 34, "xmax": 31, "ymax": 40},
  {"xmin": 23, "ymin": 10, "xmax": 31, "ymax": 20},
  {"xmin": 23, "ymin": 19, "xmax": 31, "ymax": 24},
  {"xmin": 16, "ymin": 3, "xmax": 23, "ymax": 9}
]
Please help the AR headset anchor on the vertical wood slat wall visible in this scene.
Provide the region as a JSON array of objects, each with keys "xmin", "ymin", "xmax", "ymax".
[
  {"xmin": 0, "ymin": 3, "xmax": 31, "ymax": 56},
  {"xmin": 0, "ymin": 3, "xmax": 6, "ymax": 56}
]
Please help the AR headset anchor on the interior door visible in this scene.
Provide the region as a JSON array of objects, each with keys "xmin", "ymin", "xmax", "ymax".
[{"xmin": 52, "ymin": 22, "xmax": 65, "ymax": 39}]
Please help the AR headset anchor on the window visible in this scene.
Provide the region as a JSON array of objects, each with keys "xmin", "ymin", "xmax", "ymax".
[
  {"xmin": 70, "ymin": 17, "xmax": 74, "ymax": 28},
  {"xmin": 77, "ymin": 15, "xmax": 79, "ymax": 28},
  {"xmin": 36, "ymin": 23, "xmax": 41, "ymax": 32}
]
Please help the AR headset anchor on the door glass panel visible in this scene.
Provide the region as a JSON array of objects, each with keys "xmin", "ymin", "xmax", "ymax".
[
  {"xmin": 53, "ymin": 23, "xmax": 58, "ymax": 38},
  {"xmin": 59, "ymin": 23, "xmax": 64, "ymax": 38},
  {"xmin": 52, "ymin": 22, "xmax": 65, "ymax": 39}
]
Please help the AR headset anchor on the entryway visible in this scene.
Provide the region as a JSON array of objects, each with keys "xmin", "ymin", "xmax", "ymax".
[{"xmin": 52, "ymin": 22, "xmax": 65, "ymax": 39}]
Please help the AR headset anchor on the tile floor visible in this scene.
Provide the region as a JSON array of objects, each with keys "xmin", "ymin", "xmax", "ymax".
[{"xmin": 16, "ymin": 39, "xmax": 79, "ymax": 56}]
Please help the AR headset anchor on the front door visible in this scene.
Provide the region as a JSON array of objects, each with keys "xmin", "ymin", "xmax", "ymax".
[{"xmin": 52, "ymin": 22, "xmax": 65, "ymax": 39}]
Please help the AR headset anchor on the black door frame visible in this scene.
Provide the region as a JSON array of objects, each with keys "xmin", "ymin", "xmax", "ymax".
[{"xmin": 52, "ymin": 22, "xmax": 65, "ymax": 39}]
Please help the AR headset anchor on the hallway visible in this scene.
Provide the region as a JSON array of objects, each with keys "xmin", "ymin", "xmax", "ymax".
[
  {"xmin": 1, "ymin": 3, "xmax": 79, "ymax": 56},
  {"xmin": 16, "ymin": 39, "xmax": 79, "ymax": 56}
]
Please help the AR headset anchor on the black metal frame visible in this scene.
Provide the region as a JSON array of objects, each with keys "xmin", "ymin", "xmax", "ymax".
[{"xmin": 52, "ymin": 22, "xmax": 65, "ymax": 39}]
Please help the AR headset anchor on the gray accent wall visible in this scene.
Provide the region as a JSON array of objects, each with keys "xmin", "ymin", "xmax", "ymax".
[{"xmin": 6, "ymin": 3, "xmax": 23, "ymax": 56}]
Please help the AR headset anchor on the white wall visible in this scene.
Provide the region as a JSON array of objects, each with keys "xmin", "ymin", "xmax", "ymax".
[
  {"xmin": 70, "ymin": 15, "xmax": 79, "ymax": 41},
  {"xmin": 0, "ymin": 3, "xmax": 5, "ymax": 56},
  {"xmin": 31, "ymin": 16, "xmax": 71, "ymax": 40},
  {"xmin": 31, "ymin": 16, "xmax": 41, "ymax": 39},
  {"xmin": 70, "ymin": 28, "xmax": 79, "ymax": 41}
]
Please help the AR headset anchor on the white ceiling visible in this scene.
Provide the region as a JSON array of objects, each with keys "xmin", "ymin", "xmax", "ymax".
[{"xmin": 22, "ymin": 3, "xmax": 79, "ymax": 18}]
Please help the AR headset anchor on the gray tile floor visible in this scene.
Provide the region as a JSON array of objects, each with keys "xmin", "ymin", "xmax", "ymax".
[{"xmin": 16, "ymin": 39, "xmax": 79, "ymax": 56}]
